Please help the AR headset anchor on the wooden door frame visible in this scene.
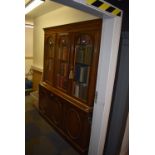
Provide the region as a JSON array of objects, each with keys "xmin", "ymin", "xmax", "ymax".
[{"xmin": 50, "ymin": 1, "xmax": 122, "ymax": 154}]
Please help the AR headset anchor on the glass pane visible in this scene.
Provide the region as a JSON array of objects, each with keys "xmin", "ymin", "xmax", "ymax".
[
  {"xmin": 73, "ymin": 34, "xmax": 93, "ymax": 101},
  {"xmin": 56, "ymin": 35, "xmax": 69, "ymax": 91},
  {"xmin": 44, "ymin": 36, "xmax": 55, "ymax": 85}
]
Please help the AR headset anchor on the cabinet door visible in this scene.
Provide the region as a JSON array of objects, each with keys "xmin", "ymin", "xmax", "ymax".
[
  {"xmin": 44, "ymin": 34, "xmax": 56, "ymax": 85},
  {"xmin": 39, "ymin": 85, "xmax": 50, "ymax": 115},
  {"xmin": 45, "ymin": 94, "xmax": 63, "ymax": 128},
  {"xmin": 55, "ymin": 33, "xmax": 71, "ymax": 93},
  {"xmin": 39, "ymin": 85, "xmax": 63, "ymax": 128},
  {"xmin": 72, "ymin": 32, "xmax": 95, "ymax": 103},
  {"xmin": 64, "ymin": 102, "xmax": 91, "ymax": 150}
]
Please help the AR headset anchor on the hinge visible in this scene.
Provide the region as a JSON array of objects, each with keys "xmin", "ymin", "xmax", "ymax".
[{"xmin": 94, "ymin": 91, "xmax": 98, "ymax": 103}]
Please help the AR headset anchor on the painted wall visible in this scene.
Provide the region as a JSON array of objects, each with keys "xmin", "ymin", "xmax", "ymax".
[
  {"xmin": 25, "ymin": 18, "xmax": 34, "ymax": 25},
  {"xmin": 25, "ymin": 27, "xmax": 33, "ymax": 57},
  {"xmin": 25, "ymin": 26, "xmax": 33, "ymax": 79},
  {"xmin": 33, "ymin": 6, "xmax": 98, "ymax": 69}
]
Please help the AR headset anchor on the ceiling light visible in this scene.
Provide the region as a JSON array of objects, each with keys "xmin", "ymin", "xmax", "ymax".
[
  {"xmin": 25, "ymin": 24, "xmax": 34, "ymax": 28},
  {"xmin": 25, "ymin": 0, "xmax": 45, "ymax": 15}
]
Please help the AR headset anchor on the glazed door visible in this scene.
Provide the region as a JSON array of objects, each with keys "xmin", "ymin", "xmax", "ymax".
[
  {"xmin": 44, "ymin": 34, "xmax": 56, "ymax": 85},
  {"xmin": 55, "ymin": 33, "xmax": 71, "ymax": 93},
  {"xmin": 72, "ymin": 32, "xmax": 95, "ymax": 104}
]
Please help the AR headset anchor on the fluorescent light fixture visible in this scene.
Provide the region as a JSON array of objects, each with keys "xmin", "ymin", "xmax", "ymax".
[
  {"xmin": 25, "ymin": 24, "xmax": 34, "ymax": 28},
  {"xmin": 25, "ymin": 0, "xmax": 45, "ymax": 14}
]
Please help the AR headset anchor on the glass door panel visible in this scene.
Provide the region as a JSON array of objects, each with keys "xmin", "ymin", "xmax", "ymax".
[
  {"xmin": 55, "ymin": 34, "xmax": 70, "ymax": 92},
  {"xmin": 72, "ymin": 34, "xmax": 93, "ymax": 101},
  {"xmin": 44, "ymin": 35, "xmax": 56, "ymax": 85}
]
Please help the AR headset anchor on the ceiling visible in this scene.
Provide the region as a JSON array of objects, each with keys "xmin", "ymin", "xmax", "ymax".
[
  {"xmin": 25, "ymin": 0, "xmax": 63, "ymax": 20},
  {"xmin": 25, "ymin": 0, "xmax": 31, "ymax": 5}
]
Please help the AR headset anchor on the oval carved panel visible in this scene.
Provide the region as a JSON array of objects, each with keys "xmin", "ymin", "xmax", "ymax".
[{"xmin": 66, "ymin": 108, "xmax": 82, "ymax": 140}]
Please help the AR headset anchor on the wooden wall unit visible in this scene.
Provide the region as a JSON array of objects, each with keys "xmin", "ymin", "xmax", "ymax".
[{"xmin": 39, "ymin": 19, "xmax": 102, "ymax": 154}]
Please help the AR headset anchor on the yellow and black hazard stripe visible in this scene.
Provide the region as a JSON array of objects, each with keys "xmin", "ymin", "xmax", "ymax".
[{"xmin": 86, "ymin": 0, "xmax": 122, "ymax": 17}]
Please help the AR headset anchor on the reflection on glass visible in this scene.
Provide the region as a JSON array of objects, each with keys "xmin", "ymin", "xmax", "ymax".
[
  {"xmin": 73, "ymin": 34, "xmax": 93, "ymax": 101},
  {"xmin": 56, "ymin": 35, "xmax": 69, "ymax": 91},
  {"xmin": 44, "ymin": 36, "xmax": 55, "ymax": 84}
]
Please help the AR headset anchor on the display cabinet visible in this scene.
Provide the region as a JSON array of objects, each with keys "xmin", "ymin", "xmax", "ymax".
[{"xmin": 39, "ymin": 19, "xmax": 102, "ymax": 154}]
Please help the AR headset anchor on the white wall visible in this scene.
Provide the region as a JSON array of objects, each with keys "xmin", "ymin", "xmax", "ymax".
[
  {"xmin": 33, "ymin": 6, "xmax": 98, "ymax": 69},
  {"xmin": 25, "ymin": 27, "xmax": 33, "ymax": 57},
  {"xmin": 25, "ymin": 18, "xmax": 34, "ymax": 25},
  {"xmin": 25, "ymin": 26, "xmax": 33, "ymax": 79}
]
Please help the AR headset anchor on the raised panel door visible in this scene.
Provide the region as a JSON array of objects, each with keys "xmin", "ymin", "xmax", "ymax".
[
  {"xmin": 64, "ymin": 102, "xmax": 91, "ymax": 151},
  {"xmin": 39, "ymin": 85, "xmax": 50, "ymax": 115},
  {"xmin": 45, "ymin": 94, "xmax": 63, "ymax": 128},
  {"xmin": 39, "ymin": 85, "xmax": 63, "ymax": 128}
]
